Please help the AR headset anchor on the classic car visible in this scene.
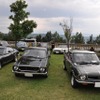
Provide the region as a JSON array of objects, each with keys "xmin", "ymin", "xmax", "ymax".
[
  {"xmin": 63, "ymin": 50, "xmax": 100, "ymax": 88},
  {"xmin": 0, "ymin": 46, "xmax": 18, "ymax": 68},
  {"xmin": 53, "ymin": 44, "xmax": 71, "ymax": 54},
  {"xmin": 16, "ymin": 41, "xmax": 28, "ymax": 51},
  {"xmin": 21, "ymin": 38, "xmax": 37, "ymax": 47},
  {"xmin": 0, "ymin": 40, "xmax": 10, "ymax": 47},
  {"xmin": 12, "ymin": 47, "xmax": 50, "ymax": 77}
]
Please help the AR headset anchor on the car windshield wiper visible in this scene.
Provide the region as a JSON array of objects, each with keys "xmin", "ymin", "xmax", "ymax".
[
  {"xmin": 26, "ymin": 56, "xmax": 46, "ymax": 59},
  {"xmin": 78, "ymin": 61, "xmax": 100, "ymax": 65},
  {"xmin": 78, "ymin": 61, "xmax": 90, "ymax": 65},
  {"xmin": 90, "ymin": 61, "xmax": 100, "ymax": 65},
  {"xmin": 22, "ymin": 56, "xmax": 41, "ymax": 61}
]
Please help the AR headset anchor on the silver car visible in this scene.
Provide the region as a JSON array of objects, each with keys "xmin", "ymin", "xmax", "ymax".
[{"xmin": 16, "ymin": 41, "xmax": 28, "ymax": 51}]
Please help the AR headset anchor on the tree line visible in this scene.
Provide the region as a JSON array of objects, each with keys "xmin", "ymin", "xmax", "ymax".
[
  {"xmin": 0, "ymin": 31, "xmax": 100, "ymax": 44},
  {"xmin": 28, "ymin": 32, "xmax": 100, "ymax": 44}
]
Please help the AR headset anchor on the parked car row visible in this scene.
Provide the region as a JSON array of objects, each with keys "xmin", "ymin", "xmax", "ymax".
[{"xmin": 1, "ymin": 40, "xmax": 100, "ymax": 88}]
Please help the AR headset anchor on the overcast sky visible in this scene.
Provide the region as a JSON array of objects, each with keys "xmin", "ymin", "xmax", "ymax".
[{"xmin": 1, "ymin": 0, "xmax": 100, "ymax": 36}]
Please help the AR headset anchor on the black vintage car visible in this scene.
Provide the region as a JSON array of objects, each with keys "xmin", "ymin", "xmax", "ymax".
[
  {"xmin": 12, "ymin": 47, "xmax": 50, "ymax": 77},
  {"xmin": 63, "ymin": 50, "xmax": 100, "ymax": 88},
  {"xmin": 0, "ymin": 46, "xmax": 18, "ymax": 68}
]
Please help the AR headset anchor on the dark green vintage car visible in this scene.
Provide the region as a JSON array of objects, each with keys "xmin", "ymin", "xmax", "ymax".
[
  {"xmin": 12, "ymin": 47, "xmax": 50, "ymax": 78},
  {"xmin": 63, "ymin": 50, "xmax": 100, "ymax": 88}
]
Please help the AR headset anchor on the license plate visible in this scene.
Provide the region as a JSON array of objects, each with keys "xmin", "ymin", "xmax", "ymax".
[
  {"xmin": 94, "ymin": 82, "xmax": 100, "ymax": 87},
  {"xmin": 25, "ymin": 73, "xmax": 33, "ymax": 77}
]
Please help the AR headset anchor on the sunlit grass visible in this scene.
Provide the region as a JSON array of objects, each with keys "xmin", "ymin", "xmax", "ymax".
[{"xmin": 0, "ymin": 54, "xmax": 100, "ymax": 100}]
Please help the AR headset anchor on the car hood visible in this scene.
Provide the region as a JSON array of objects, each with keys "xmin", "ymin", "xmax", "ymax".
[
  {"xmin": 17, "ymin": 57, "xmax": 47, "ymax": 67},
  {"xmin": 77, "ymin": 64, "xmax": 100, "ymax": 75}
]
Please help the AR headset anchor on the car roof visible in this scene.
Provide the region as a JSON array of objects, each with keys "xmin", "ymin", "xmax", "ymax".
[
  {"xmin": 26, "ymin": 47, "xmax": 47, "ymax": 51},
  {"xmin": 17, "ymin": 41, "xmax": 26, "ymax": 43},
  {"xmin": 70, "ymin": 50, "xmax": 95, "ymax": 54}
]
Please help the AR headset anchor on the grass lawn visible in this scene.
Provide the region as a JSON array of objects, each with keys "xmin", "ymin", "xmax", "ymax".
[{"xmin": 0, "ymin": 54, "xmax": 100, "ymax": 100}]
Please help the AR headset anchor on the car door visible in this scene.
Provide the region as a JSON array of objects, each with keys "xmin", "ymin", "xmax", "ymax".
[
  {"xmin": 1, "ymin": 48, "xmax": 9, "ymax": 64},
  {"xmin": 7, "ymin": 48, "xmax": 15, "ymax": 62},
  {"xmin": 64, "ymin": 53, "xmax": 73, "ymax": 74},
  {"xmin": 4, "ymin": 48, "xmax": 13, "ymax": 63}
]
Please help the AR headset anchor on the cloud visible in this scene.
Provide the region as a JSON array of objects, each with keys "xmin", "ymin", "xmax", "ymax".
[
  {"xmin": 29, "ymin": 17, "xmax": 65, "ymax": 34},
  {"xmin": 0, "ymin": 0, "xmax": 100, "ymax": 36},
  {"xmin": 0, "ymin": 16, "xmax": 11, "ymax": 33}
]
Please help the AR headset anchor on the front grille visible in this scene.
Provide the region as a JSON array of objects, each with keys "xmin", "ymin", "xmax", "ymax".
[
  {"xmin": 88, "ymin": 75, "xmax": 100, "ymax": 81},
  {"xmin": 19, "ymin": 66, "xmax": 39, "ymax": 72}
]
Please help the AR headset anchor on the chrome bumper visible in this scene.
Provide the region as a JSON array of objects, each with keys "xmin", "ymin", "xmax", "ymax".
[
  {"xmin": 76, "ymin": 79, "xmax": 96, "ymax": 84},
  {"xmin": 12, "ymin": 70, "xmax": 47, "ymax": 75}
]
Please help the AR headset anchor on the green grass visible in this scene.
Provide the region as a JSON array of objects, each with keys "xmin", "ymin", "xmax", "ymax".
[{"xmin": 0, "ymin": 54, "xmax": 100, "ymax": 100}]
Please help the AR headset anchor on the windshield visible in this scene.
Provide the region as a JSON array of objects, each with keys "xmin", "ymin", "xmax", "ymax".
[
  {"xmin": 24, "ymin": 49, "xmax": 46, "ymax": 58},
  {"xmin": 73, "ymin": 53, "xmax": 100, "ymax": 64}
]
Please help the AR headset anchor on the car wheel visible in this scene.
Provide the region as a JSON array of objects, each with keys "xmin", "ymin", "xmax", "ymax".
[
  {"xmin": 0, "ymin": 62, "xmax": 2, "ymax": 69},
  {"xmin": 44, "ymin": 72, "xmax": 48, "ymax": 78},
  {"xmin": 44, "ymin": 74, "xmax": 48, "ymax": 78},
  {"xmin": 63, "ymin": 61, "xmax": 67, "ymax": 70},
  {"xmin": 55, "ymin": 50, "xmax": 59, "ymax": 54},
  {"xmin": 13, "ymin": 55, "xmax": 18, "ymax": 62},
  {"xmin": 71, "ymin": 75, "xmax": 78, "ymax": 88},
  {"xmin": 15, "ymin": 73, "xmax": 20, "ymax": 77}
]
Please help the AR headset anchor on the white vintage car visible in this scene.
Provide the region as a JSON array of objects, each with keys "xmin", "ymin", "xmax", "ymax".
[{"xmin": 53, "ymin": 44, "xmax": 71, "ymax": 54}]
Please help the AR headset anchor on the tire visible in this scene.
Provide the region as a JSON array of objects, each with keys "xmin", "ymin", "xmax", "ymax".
[
  {"xmin": 71, "ymin": 75, "xmax": 78, "ymax": 88},
  {"xmin": 55, "ymin": 50, "xmax": 59, "ymax": 54},
  {"xmin": 15, "ymin": 73, "xmax": 20, "ymax": 77},
  {"xmin": 44, "ymin": 74, "xmax": 48, "ymax": 78},
  {"xmin": 0, "ymin": 62, "xmax": 2, "ymax": 69},
  {"xmin": 63, "ymin": 61, "xmax": 67, "ymax": 70},
  {"xmin": 13, "ymin": 55, "xmax": 18, "ymax": 62},
  {"xmin": 44, "ymin": 71, "xmax": 48, "ymax": 78}
]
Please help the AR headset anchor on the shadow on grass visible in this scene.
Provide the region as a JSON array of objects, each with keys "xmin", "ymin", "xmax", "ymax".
[{"xmin": 14, "ymin": 74, "xmax": 48, "ymax": 80}]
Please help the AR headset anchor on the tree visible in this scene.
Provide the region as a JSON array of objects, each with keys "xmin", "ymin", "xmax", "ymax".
[
  {"xmin": 52, "ymin": 31, "xmax": 64, "ymax": 42},
  {"xmin": 0, "ymin": 32, "xmax": 4, "ymax": 40},
  {"xmin": 60, "ymin": 18, "xmax": 73, "ymax": 52},
  {"xmin": 42, "ymin": 31, "xmax": 52, "ymax": 42},
  {"xmin": 72, "ymin": 32, "xmax": 85, "ymax": 44},
  {"xmin": 87, "ymin": 34, "xmax": 94, "ymax": 44},
  {"xmin": 95, "ymin": 34, "xmax": 100, "ymax": 44},
  {"xmin": 36, "ymin": 34, "xmax": 42, "ymax": 42},
  {"xmin": 8, "ymin": 0, "xmax": 37, "ymax": 46}
]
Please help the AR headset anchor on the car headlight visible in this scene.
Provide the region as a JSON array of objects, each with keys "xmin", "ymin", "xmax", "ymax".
[
  {"xmin": 40, "ymin": 68, "xmax": 45, "ymax": 72},
  {"xmin": 79, "ymin": 75, "xmax": 86, "ymax": 81},
  {"xmin": 13, "ymin": 66, "xmax": 18, "ymax": 71}
]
